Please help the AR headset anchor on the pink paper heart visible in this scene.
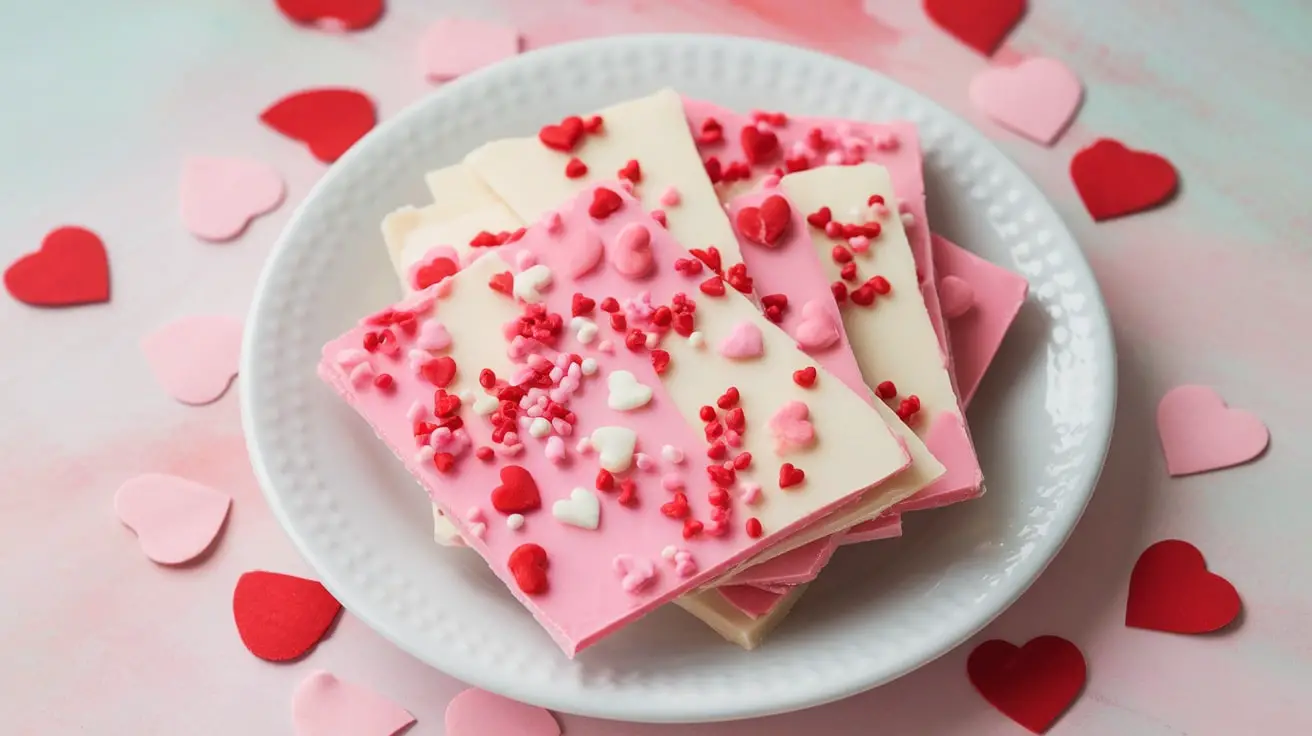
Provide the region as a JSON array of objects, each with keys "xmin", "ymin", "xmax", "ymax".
[
  {"xmin": 292, "ymin": 670, "xmax": 415, "ymax": 736},
  {"xmin": 140, "ymin": 315, "xmax": 243, "ymax": 405},
  {"xmin": 768, "ymin": 400, "xmax": 815, "ymax": 455},
  {"xmin": 1157, "ymin": 385, "xmax": 1268, "ymax": 476},
  {"xmin": 793, "ymin": 298, "xmax": 840, "ymax": 351},
  {"xmin": 969, "ymin": 57, "xmax": 1083, "ymax": 145},
  {"xmin": 608, "ymin": 222, "xmax": 655, "ymax": 279},
  {"xmin": 179, "ymin": 156, "xmax": 285, "ymax": 242},
  {"xmin": 114, "ymin": 473, "xmax": 231, "ymax": 564},
  {"xmin": 566, "ymin": 230, "xmax": 605, "ymax": 279},
  {"xmin": 419, "ymin": 18, "xmax": 521, "ymax": 82},
  {"xmin": 446, "ymin": 688, "xmax": 560, "ymax": 736},
  {"xmin": 718, "ymin": 320, "xmax": 764, "ymax": 360},
  {"xmin": 938, "ymin": 275, "xmax": 976, "ymax": 319}
]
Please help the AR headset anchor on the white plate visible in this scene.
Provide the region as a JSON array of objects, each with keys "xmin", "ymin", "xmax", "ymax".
[{"xmin": 242, "ymin": 34, "xmax": 1115, "ymax": 723}]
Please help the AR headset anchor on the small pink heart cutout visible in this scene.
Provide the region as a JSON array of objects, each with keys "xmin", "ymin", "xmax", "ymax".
[
  {"xmin": 969, "ymin": 57, "xmax": 1083, "ymax": 145},
  {"xmin": 292, "ymin": 670, "xmax": 415, "ymax": 736},
  {"xmin": 114, "ymin": 473, "xmax": 231, "ymax": 565},
  {"xmin": 446, "ymin": 688, "xmax": 560, "ymax": 736},
  {"xmin": 1157, "ymin": 385, "xmax": 1268, "ymax": 476},
  {"xmin": 140, "ymin": 315, "xmax": 243, "ymax": 405},
  {"xmin": 179, "ymin": 156, "xmax": 285, "ymax": 242}
]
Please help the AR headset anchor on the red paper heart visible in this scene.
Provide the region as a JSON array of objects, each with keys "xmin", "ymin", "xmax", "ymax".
[
  {"xmin": 422, "ymin": 356, "xmax": 457, "ymax": 388},
  {"xmin": 968, "ymin": 636, "xmax": 1085, "ymax": 734},
  {"xmin": 538, "ymin": 116, "xmax": 584, "ymax": 152},
  {"xmin": 260, "ymin": 88, "xmax": 377, "ymax": 164},
  {"xmin": 923, "ymin": 0, "xmax": 1026, "ymax": 56},
  {"xmin": 1126, "ymin": 539, "xmax": 1241, "ymax": 634},
  {"xmin": 508, "ymin": 543, "xmax": 549, "ymax": 595},
  {"xmin": 491, "ymin": 465, "xmax": 541, "ymax": 514},
  {"xmin": 413, "ymin": 257, "xmax": 458, "ymax": 290},
  {"xmin": 232, "ymin": 571, "xmax": 342, "ymax": 662},
  {"xmin": 4, "ymin": 226, "xmax": 110, "ymax": 307},
  {"xmin": 1070, "ymin": 138, "xmax": 1178, "ymax": 221},
  {"xmin": 275, "ymin": 0, "xmax": 385, "ymax": 31},
  {"xmin": 736, "ymin": 195, "xmax": 792, "ymax": 247},
  {"xmin": 740, "ymin": 125, "xmax": 779, "ymax": 165}
]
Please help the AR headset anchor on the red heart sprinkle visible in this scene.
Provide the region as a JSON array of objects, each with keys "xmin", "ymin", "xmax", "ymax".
[
  {"xmin": 1070, "ymin": 138, "xmax": 1178, "ymax": 221},
  {"xmin": 689, "ymin": 246, "xmax": 722, "ymax": 273},
  {"xmin": 967, "ymin": 635, "xmax": 1086, "ymax": 733},
  {"xmin": 422, "ymin": 356, "xmax": 457, "ymax": 388},
  {"xmin": 538, "ymin": 116, "xmax": 584, "ymax": 152},
  {"xmin": 792, "ymin": 366, "xmax": 817, "ymax": 388},
  {"xmin": 1126, "ymin": 539, "xmax": 1241, "ymax": 634},
  {"xmin": 508, "ymin": 543, "xmax": 549, "ymax": 595},
  {"xmin": 4, "ymin": 226, "xmax": 110, "ymax": 307},
  {"xmin": 595, "ymin": 469, "xmax": 614, "ymax": 491},
  {"xmin": 661, "ymin": 492, "xmax": 690, "ymax": 519},
  {"xmin": 717, "ymin": 387, "xmax": 740, "ymax": 409},
  {"xmin": 740, "ymin": 125, "xmax": 780, "ymax": 165},
  {"xmin": 433, "ymin": 452, "xmax": 455, "ymax": 473},
  {"xmin": 588, "ymin": 187, "xmax": 623, "ymax": 219},
  {"xmin": 831, "ymin": 281, "xmax": 849, "ymax": 303},
  {"xmin": 745, "ymin": 518, "xmax": 763, "ymax": 538},
  {"xmin": 923, "ymin": 0, "xmax": 1026, "ymax": 56},
  {"xmin": 778, "ymin": 463, "xmax": 805, "ymax": 488},
  {"xmin": 490, "ymin": 465, "xmax": 541, "ymax": 514},
  {"xmin": 617, "ymin": 159, "xmax": 642, "ymax": 183},
  {"xmin": 682, "ymin": 519, "xmax": 704, "ymax": 539},
  {"xmin": 840, "ymin": 262, "xmax": 859, "ymax": 282},
  {"xmin": 617, "ymin": 479, "xmax": 638, "ymax": 507},
  {"xmin": 699, "ymin": 276, "xmax": 726, "ymax": 296},
  {"xmin": 232, "ymin": 570, "xmax": 342, "ymax": 662},
  {"xmin": 651, "ymin": 349, "xmax": 670, "ymax": 375},
  {"xmin": 735, "ymin": 194, "xmax": 792, "ymax": 247},
  {"xmin": 850, "ymin": 284, "xmax": 876, "ymax": 306},
  {"xmin": 488, "ymin": 271, "xmax": 514, "ymax": 296},
  {"xmin": 564, "ymin": 157, "xmax": 588, "ymax": 179},
  {"xmin": 805, "ymin": 207, "xmax": 832, "ymax": 229},
  {"xmin": 707, "ymin": 464, "xmax": 735, "ymax": 487},
  {"xmin": 583, "ymin": 115, "xmax": 604, "ymax": 133},
  {"xmin": 275, "ymin": 0, "xmax": 384, "ymax": 30},
  {"xmin": 760, "ymin": 293, "xmax": 788, "ymax": 310},
  {"xmin": 699, "ymin": 117, "xmax": 724, "ymax": 144},
  {"xmin": 732, "ymin": 452, "xmax": 752, "ymax": 470},
  {"xmin": 725, "ymin": 263, "xmax": 754, "ymax": 294},
  {"xmin": 260, "ymin": 88, "xmax": 376, "ymax": 164},
  {"xmin": 433, "ymin": 388, "xmax": 461, "ymax": 417},
  {"xmin": 413, "ymin": 256, "xmax": 458, "ymax": 289},
  {"xmin": 571, "ymin": 293, "xmax": 595, "ymax": 316},
  {"xmin": 724, "ymin": 407, "xmax": 745, "ymax": 432}
]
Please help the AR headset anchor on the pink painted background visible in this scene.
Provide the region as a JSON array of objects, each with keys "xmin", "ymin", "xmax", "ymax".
[{"xmin": 2, "ymin": 0, "xmax": 1310, "ymax": 733}]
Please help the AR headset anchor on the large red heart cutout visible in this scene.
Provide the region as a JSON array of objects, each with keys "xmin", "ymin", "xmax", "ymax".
[
  {"xmin": 1070, "ymin": 138, "xmax": 1178, "ymax": 221},
  {"xmin": 232, "ymin": 570, "xmax": 342, "ymax": 662},
  {"xmin": 508, "ymin": 543, "xmax": 549, "ymax": 595},
  {"xmin": 735, "ymin": 195, "xmax": 792, "ymax": 247},
  {"xmin": 491, "ymin": 465, "xmax": 541, "ymax": 514},
  {"xmin": 260, "ymin": 88, "xmax": 377, "ymax": 164},
  {"xmin": 1126, "ymin": 539, "xmax": 1241, "ymax": 634},
  {"xmin": 923, "ymin": 0, "xmax": 1026, "ymax": 56},
  {"xmin": 275, "ymin": 0, "xmax": 385, "ymax": 31},
  {"xmin": 4, "ymin": 226, "xmax": 110, "ymax": 307},
  {"xmin": 967, "ymin": 635, "xmax": 1085, "ymax": 734}
]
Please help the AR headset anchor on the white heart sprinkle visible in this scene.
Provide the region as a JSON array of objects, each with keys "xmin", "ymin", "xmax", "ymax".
[
  {"xmin": 512, "ymin": 264, "xmax": 553, "ymax": 303},
  {"xmin": 590, "ymin": 426, "xmax": 637, "ymax": 473},
  {"xmin": 581, "ymin": 358, "xmax": 598, "ymax": 376},
  {"xmin": 529, "ymin": 417, "xmax": 552, "ymax": 438},
  {"xmin": 688, "ymin": 331, "xmax": 705, "ymax": 348},
  {"xmin": 607, "ymin": 370, "xmax": 653, "ymax": 411},
  {"xmin": 552, "ymin": 488, "xmax": 601, "ymax": 530},
  {"xmin": 472, "ymin": 394, "xmax": 499, "ymax": 415}
]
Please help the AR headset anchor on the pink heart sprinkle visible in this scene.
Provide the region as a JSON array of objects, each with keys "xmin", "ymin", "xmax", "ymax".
[
  {"xmin": 938, "ymin": 275, "xmax": 976, "ymax": 319},
  {"xmin": 446, "ymin": 688, "xmax": 560, "ymax": 736},
  {"xmin": 292, "ymin": 670, "xmax": 415, "ymax": 736},
  {"xmin": 608, "ymin": 222, "xmax": 655, "ymax": 279},
  {"xmin": 140, "ymin": 315, "xmax": 243, "ymax": 405},
  {"xmin": 418, "ymin": 18, "xmax": 521, "ymax": 82},
  {"xmin": 740, "ymin": 482, "xmax": 763, "ymax": 505},
  {"xmin": 179, "ymin": 156, "xmax": 285, "ymax": 242},
  {"xmin": 969, "ymin": 57, "xmax": 1084, "ymax": 146},
  {"xmin": 416, "ymin": 320, "xmax": 452, "ymax": 351},
  {"xmin": 566, "ymin": 230, "xmax": 604, "ymax": 279},
  {"xmin": 768, "ymin": 401, "xmax": 815, "ymax": 455},
  {"xmin": 114, "ymin": 473, "xmax": 231, "ymax": 565},
  {"xmin": 1157, "ymin": 385, "xmax": 1269, "ymax": 476},
  {"xmin": 718, "ymin": 320, "xmax": 764, "ymax": 360},
  {"xmin": 793, "ymin": 298, "xmax": 841, "ymax": 352},
  {"xmin": 613, "ymin": 554, "xmax": 658, "ymax": 593}
]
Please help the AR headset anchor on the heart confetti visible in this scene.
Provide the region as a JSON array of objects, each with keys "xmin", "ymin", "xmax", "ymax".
[
  {"xmin": 179, "ymin": 156, "xmax": 285, "ymax": 242},
  {"xmin": 114, "ymin": 473, "xmax": 231, "ymax": 565},
  {"xmin": 1126, "ymin": 540, "xmax": 1242, "ymax": 634},
  {"xmin": 140, "ymin": 315, "xmax": 243, "ymax": 405},
  {"xmin": 1070, "ymin": 138, "xmax": 1178, "ymax": 221},
  {"xmin": 233, "ymin": 570, "xmax": 342, "ymax": 662},
  {"xmin": 291, "ymin": 670, "xmax": 415, "ymax": 736},
  {"xmin": 260, "ymin": 88, "xmax": 378, "ymax": 164},
  {"xmin": 445, "ymin": 687, "xmax": 560, "ymax": 736},
  {"xmin": 419, "ymin": 17, "xmax": 521, "ymax": 82},
  {"xmin": 4, "ymin": 226, "xmax": 110, "ymax": 307},
  {"xmin": 275, "ymin": 0, "xmax": 385, "ymax": 32},
  {"xmin": 967, "ymin": 635, "xmax": 1086, "ymax": 734},
  {"xmin": 1157, "ymin": 385, "xmax": 1268, "ymax": 476},
  {"xmin": 923, "ymin": 0, "xmax": 1026, "ymax": 56},
  {"xmin": 969, "ymin": 57, "xmax": 1083, "ymax": 145}
]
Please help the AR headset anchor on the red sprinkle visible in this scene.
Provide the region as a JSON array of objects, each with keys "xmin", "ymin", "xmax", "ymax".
[
  {"xmin": 673, "ymin": 257, "xmax": 704, "ymax": 276},
  {"xmin": 682, "ymin": 519, "xmax": 704, "ymax": 539},
  {"xmin": 690, "ymin": 247, "xmax": 722, "ymax": 273},
  {"xmin": 876, "ymin": 380, "xmax": 898, "ymax": 400},
  {"xmin": 717, "ymin": 387, "xmax": 740, "ymax": 409},
  {"xmin": 699, "ymin": 405, "xmax": 717, "ymax": 422},
  {"xmin": 725, "ymin": 263, "xmax": 754, "ymax": 294},
  {"xmin": 571, "ymin": 293, "xmax": 595, "ymax": 316},
  {"xmin": 610, "ymin": 312, "xmax": 627, "ymax": 331},
  {"xmin": 841, "ymin": 262, "xmax": 859, "ymax": 282},
  {"xmin": 868, "ymin": 194, "xmax": 885, "ymax": 206},
  {"xmin": 624, "ymin": 329, "xmax": 646, "ymax": 351},
  {"xmin": 699, "ymin": 117, "xmax": 724, "ymax": 144},
  {"xmin": 705, "ymin": 421, "xmax": 724, "ymax": 441},
  {"xmin": 806, "ymin": 207, "xmax": 832, "ymax": 229},
  {"xmin": 508, "ymin": 543, "xmax": 549, "ymax": 595},
  {"xmin": 583, "ymin": 115, "xmax": 604, "ymax": 133},
  {"xmin": 724, "ymin": 407, "xmax": 745, "ymax": 432},
  {"xmin": 433, "ymin": 452, "xmax": 455, "ymax": 473},
  {"xmin": 732, "ymin": 452, "xmax": 752, "ymax": 470},
  {"xmin": 869, "ymin": 275, "xmax": 892, "ymax": 295},
  {"xmin": 707, "ymin": 464, "xmax": 735, "ymax": 487},
  {"xmin": 779, "ymin": 463, "xmax": 805, "ymax": 489},
  {"xmin": 651, "ymin": 349, "xmax": 671, "ymax": 375},
  {"xmin": 475, "ymin": 446, "xmax": 494, "ymax": 462},
  {"xmin": 708, "ymin": 488, "xmax": 730, "ymax": 508},
  {"xmin": 538, "ymin": 115, "xmax": 584, "ymax": 152},
  {"xmin": 588, "ymin": 187, "xmax": 623, "ymax": 219},
  {"xmin": 596, "ymin": 469, "xmax": 615, "ymax": 492},
  {"xmin": 699, "ymin": 276, "xmax": 726, "ymax": 297},
  {"xmin": 707, "ymin": 441, "xmax": 727, "ymax": 459},
  {"xmin": 478, "ymin": 368, "xmax": 496, "ymax": 389},
  {"xmin": 792, "ymin": 366, "xmax": 817, "ymax": 388},
  {"xmin": 564, "ymin": 157, "xmax": 588, "ymax": 179},
  {"xmin": 850, "ymin": 284, "xmax": 876, "ymax": 306},
  {"xmin": 740, "ymin": 125, "xmax": 780, "ymax": 165},
  {"xmin": 661, "ymin": 492, "xmax": 690, "ymax": 519},
  {"xmin": 618, "ymin": 480, "xmax": 638, "ymax": 507},
  {"xmin": 745, "ymin": 518, "xmax": 763, "ymax": 538},
  {"xmin": 599, "ymin": 297, "xmax": 620, "ymax": 313},
  {"xmin": 372, "ymin": 373, "xmax": 394, "ymax": 391},
  {"xmin": 618, "ymin": 159, "xmax": 642, "ymax": 183},
  {"xmin": 488, "ymin": 271, "xmax": 514, "ymax": 296},
  {"xmin": 831, "ymin": 281, "xmax": 848, "ymax": 303},
  {"xmin": 832, "ymin": 245, "xmax": 853, "ymax": 264},
  {"xmin": 704, "ymin": 156, "xmax": 723, "ymax": 184}
]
